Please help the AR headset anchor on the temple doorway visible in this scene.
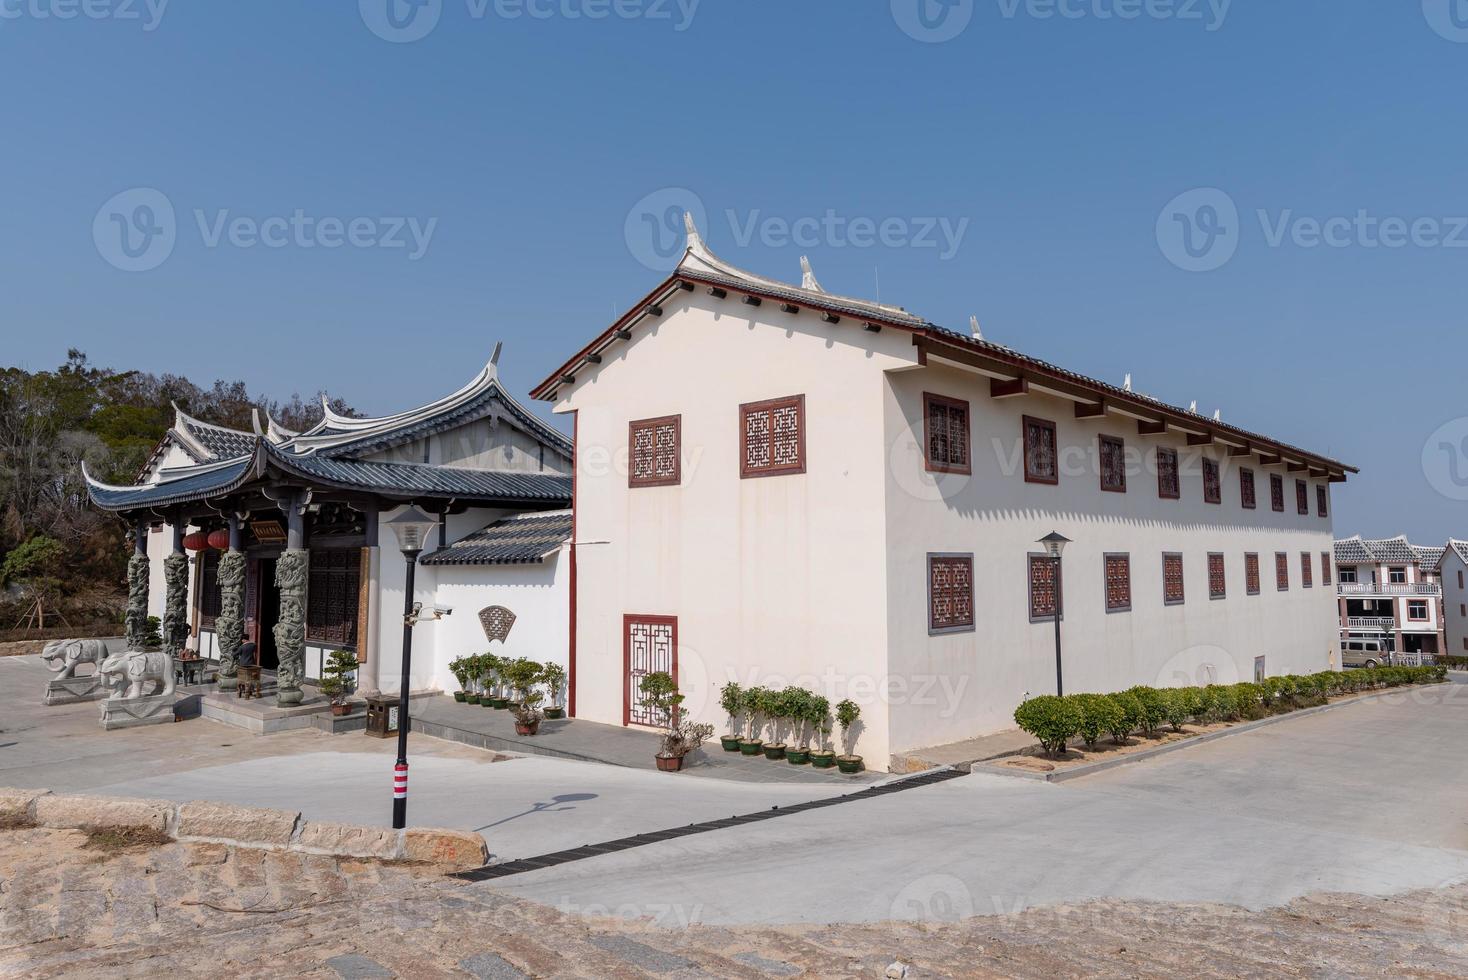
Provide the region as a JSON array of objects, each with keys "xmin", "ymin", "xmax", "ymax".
[{"xmin": 255, "ymin": 557, "xmax": 282, "ymax": 672}]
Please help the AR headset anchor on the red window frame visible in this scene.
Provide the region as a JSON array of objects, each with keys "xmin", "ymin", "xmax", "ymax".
[
  {"xmin": 1156, "ymin": 447, "xmax": 1180, "ymax": 500},
  {"xmin": 1295, "ymin": 479, "xmax": 1309, "ymax": 515},
  {"xmin": 1245, "ymin": 553, "xmax": 1261, "ymax": 595},
  {"xmin": 923, "ymin": 392, "xmax": 971, "ymax": 475},
  {"xmin": 1203, "ymin": 458, "xmax": 1221, "ymax": 505},
  {"xmin": 1321, "ymin": 552, "xmax": 1331, "ymax": 586},
  {"xmin": 628, "ymin": 415, "xmax": 681, "ymax": 488},
  {"xmin": 740, "ymin": 394, "xmax": 806, "ymax": 479},
  {"xmin": 1276, "ymin": 552, "xmax": 1289, "ymax": 591},
  {"xmin": 1300, "ymin": 551, "xmax": 1313, "ymax": 589},
  {"xmin": 928, "ymin": 554, "xmax": 975, "ymax": 633},
  {"xmin": 623, "ymin": 614, "xmax": 678, "ymax": 728},
  {"xmin": 1208, "ymin": 553, "xmax": 1226, "ymax": 599},
  {"xmin": 1271, "ymin": 474, "xmax": 1285, "ymax": 512},
  {"xmin": 1316, "ymin": 484, "xmax": 1328, "ymax": 518},
  {"xmin": 1023, "ymin": 415, "xmax": 1058, "ymax": 485},
  {"xmin": 1239, "ymin": 467, "xmax": 1256, "ymax": 509},
  {"xmin": 1099, "ymin": 435, "xmax": 1127, "ymax": 493},
  {"xmin": 1163, "ymin": 552, "xmax": 1185, "ymax": 606},
  {"xmin": 1028, "ymin": 553, "xmax": 1060, "ymax": 621},
  {"xmin": 1104, "ymin": 553, "xmax": 1131, "ymax": 613}
]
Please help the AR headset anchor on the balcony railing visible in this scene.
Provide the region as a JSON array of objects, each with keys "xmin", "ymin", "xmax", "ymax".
[
  {"xmin": 1338, "ymin": 582, "xmax": 1440, "ymax": 596},
  {"xmin": 1344, "ymin": 617, "xmax": 1396, "ymax": 629}
]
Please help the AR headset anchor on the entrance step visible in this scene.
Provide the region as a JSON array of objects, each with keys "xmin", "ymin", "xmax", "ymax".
[{"xmin": 889, "ymin": 727, "xmax": 1036, "ymax": 773}]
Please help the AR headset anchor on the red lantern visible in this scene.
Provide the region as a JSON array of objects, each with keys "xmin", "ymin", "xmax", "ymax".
[
  {"xmin": 182, "ymin": 531, "xmax": 211, "ymax": 552},
  {"xmin": 207, "ymin": 529, "xmax": 231, "ymax": 551}
]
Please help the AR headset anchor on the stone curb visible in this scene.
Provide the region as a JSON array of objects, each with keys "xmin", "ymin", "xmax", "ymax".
[
  {"xmin": 4, "ymin": 788, "xmax": 488, "ymax": 869},
  {"xmin": 971, "ymin": 684, "xmax": 1450, "ymax": 784}
]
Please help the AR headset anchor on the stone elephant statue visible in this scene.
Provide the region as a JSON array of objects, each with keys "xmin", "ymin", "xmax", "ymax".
[
  {"xmin": 41, "ymin": 638, "xmax": 110, "ymax": 679},
  {"xmin": 98, "ymin": 650, "xmax": 176, "ymax": 700}
]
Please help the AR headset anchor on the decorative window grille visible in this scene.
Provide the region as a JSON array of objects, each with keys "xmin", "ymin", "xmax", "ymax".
[
  {"xmin": 629, "ymin": 415, "xmax": 681, "ymax": 488},
  {"xmin": 923, "ymin": 393, "xmax": 971, "ymax": 474},
  {"xmin": 1099, "ymin": 435, "xmax": 1127, "ymax": 493},
  {"xmin": 1301, "ymin": 552, "xmax": 1313, "ymax": 589},
  {"xmin": 1023, "ymin": 416, "xmax": 1058, "ymax": 485},
  {"xmin": 1271, "ymin": 474, "xmax": 1285, "ymax": 512},
  {"xmin": 1276, "ymin": 552, "xmax": 1290, "ymax": 591},
  {"xmin": 1163, "ymin": 553, "xmax": 1185, "ymax": 605},
  {"xmin": 306, "ymin": 549, "xmax": 360, "ymax": 647},
  {"xmin": 1104, "ymin": 554, "xmax": 1131, "ymax": 612},
  {"xmin": 1157, "ymin": 448, "xmax": 1180, "ymax": 499},
  {"xmin": 1245, "ymin": 553, "xmax": 1261, "ymax": 595},
  {"xmin": 1240, "ymin": 468, "xmax": 1257, "ymax": 509},
  {"xmin": 625, "ymin": 616, "xmax": 677, "ymax": 727},
  {"xmin": 741, "ymin": 395, "xmax": 805, "ymax": 478},
  {"xmin": 1317, "ymin": 484, "xmax": 1328, "ymax": 517},
  {"xmin": 1203, "ymin": 458, "xmax": 1221, "ymax": 504},
  {"xmin": 928, "ymin": 554, "xmax": 975, "ymax": 632},
  {"xmin": 1321, "ymin": 553, "xmax": 1332, "ymax": 586},
  {"xmin": 199, "ymin": 550, "xmax": 221, "ymax": 629},
  {"xmin": 1029, "ymin": 554, "xmax": 1059, "ymax": 620},
  {"xmin": 1209, "ymin": 553, "xmax": 1226, "ymax": 599}
]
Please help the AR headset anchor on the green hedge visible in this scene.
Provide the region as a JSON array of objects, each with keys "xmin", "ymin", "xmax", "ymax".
[{"xmin": 1014, "ymin": 666, "xmax": 1445, "ymax": 757}]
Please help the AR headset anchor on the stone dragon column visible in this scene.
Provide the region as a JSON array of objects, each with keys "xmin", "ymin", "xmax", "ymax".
[
  {"xmin": 274, "ymin": 494, "xmax": 309, "ymax": 706},
  {"xmin": 162, "ymin": 520, "xmax": 190, "ymax": 660},
  {"xmin": 125, "ymin": 521, "xmax": 150, "ymax": 651},
  {"xmin": 215, "ymin": 515, "xmax": 246, "ymax": 692}
]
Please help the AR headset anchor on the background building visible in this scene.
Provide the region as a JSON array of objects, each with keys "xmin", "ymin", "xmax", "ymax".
[{"xmin": 1333, "ymin": 536, "xmax": 1444, "ymax": 661}]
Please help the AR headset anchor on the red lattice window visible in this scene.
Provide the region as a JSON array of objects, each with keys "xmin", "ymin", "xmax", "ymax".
[
  {"xmin": 1317, "ymin": 484, "xmax": 1328, "ymax": 518},
  {"xmin": 1276, "ymin": 552, "xmax": 1289, "ymax": 591},
  {"xmin": 624, "ymin": 615, "xmax": 677, "ymax": 728},
  {"xmin": 1271, "ymin": 474, "xmax": 1285, "ymax": 512},
  {"xmin": 1099, "ymin": 435, "xmax": 1126, "ymax": 493},
  {"xmin": 629, "ymin": 415, "xmax": 681, "ymax": 488},
  {"xmin": 1209, "ymin": 553, "xmax": 1226, "ymax": 599},
  {"xmin": 1203, "ymin": 458, "xmax": 1221, "ymax": 504},
  {"xmin": 928, "ymin": 554, "xmax": 975, "ymax": 633},
  {"xmin": 1029, "ymin": 554, "xmax": 1059, "ymax": 621},
  {"xmin": 1024, "ymin": 416, "xmax": 1058, "ymax": 485},
  {"xmin": 1301, "ymin": 551, "xmax": 1313, "ymax": 588},
  {"xmin": 741, "ymin": 395, "xmax": 805, "ymax": 478},
  {"xmin": 1240, "ymin": 468, "xmax": 1257, "ymax": 509},
  {"xmin": 923, "ymin": 393, "xmax": 970, "ymax": 475},
  {"xmin": 1245, "ymin": 553, "xmax": 1261, "ymax": 595},
  {"xmin": 1104, "ymin": 554, "xmax": 1131, "ymax": 612},
  {"xmin": 1163, "ymin": 553, "xmax": 1185, "ymax": 605},
  {"xmin": 1321, "ymin": 552, "xmax": 1332, "ymax": 586},
  {"xmin": 1157, "ymin": 447, "xmax": 1180, "ymax": 500},
  {"xmin": 306, "ymin": 548, "xmax": 361, "ymax": 647},
  {"xmin": 1296, "ymin": 479, "xmax": 1309, "ymax": 515}
]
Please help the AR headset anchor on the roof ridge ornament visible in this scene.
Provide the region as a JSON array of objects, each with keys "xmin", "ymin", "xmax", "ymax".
[
  {"xmin": 683, "ymin": 211, "xmax": 706, "ymax": 257},
  {"xmin": 1123, "ymin": 373, "xmax": 1132, "ymax": 392},
  {"xmin": 970, "ymin": 316, "xmax": 983, "ymax": 341},
  {"xmin": 800, "ymin": 256, "xmax": 825, "ymax": 293}
]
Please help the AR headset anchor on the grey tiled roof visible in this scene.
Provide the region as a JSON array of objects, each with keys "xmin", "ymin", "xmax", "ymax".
[
  {"xmin": 1363, "ymin": 536, "xmax": 1416, "ymax": 564},
  {"xmin": 276, "ymin": 448, "xmax": 572, "ymax": 503},
  {"xmin": 1413, "ymin": 545, "xmax": 1446, "ymax": 567},
  {"xmin": 180, "ymin": 418, "xmax": 255, "ymax": 460},
  {"xmin": 1333, "ymin": 538, "xmax": 1373, "ymax": 564},
  {"xmin": 1334, "ymin": 535, "xmax": 1433, "ymax": 565},
  {"xmin": 86, "ymin": 458, "xmax": 257, "ymax": 510},
  {"xmin": 419, "ymin": 511, "xmax": 572, "ymax": 566},
  {"xmin": 317, "ymin": 383, "xmax": 572, "ymax": 460},
  {"xmin": 1448, "ymin": 541, "xmax": 1468, "ymax": 567}
]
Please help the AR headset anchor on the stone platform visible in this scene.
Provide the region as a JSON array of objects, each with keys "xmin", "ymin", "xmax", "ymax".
[
  {"xmin": 44, "ymin": 672, "xmax": 109, "ymax": 706},
  {"xmin": 202, "ymin": 689, "xmax": 436, "ymax": 735},
  {"xmin": 100, "ymin": 692, "xmax": 178, "ymax": 730}
]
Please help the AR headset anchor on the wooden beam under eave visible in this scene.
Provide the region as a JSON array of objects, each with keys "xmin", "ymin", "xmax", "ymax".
[
  {"xmin": 1309, "ymin": 466, "xmax": 1328, "ymax": 478},
  {"xmin": 708, "ymin": 287, "xmax": 728, "ymax": 299},
  {"xmin": 1186, "ymin": 432, "xmax": 1214, "ymax": 447},
  {"xmin": 1258, "ymin": 453, "xmax": 1282, "ymax": 465},
  {"xmin": 821, "ymin": 312, "xmax": 841, "ymax": 324},
  {"xmin": 742, "ymin": 295, "xmax": 762, "ymax": 307},
  {"xmin": 990, "ymin": 377, "xmax": 1028, "ymax": 399},
  {"xmin": 1137, "ymin": 419, "xmax": 1167, "ymax": 435},
  {"xmin": 585, "ymin": 353, "xmax": 602, "ymax": 365},
  {"xmin": 1287, "ymin": 462, "xmax": 1309, "ymax": 473},
  {"xmin": 1074, "ymin": 400, "xmax": 1106, "ymax": 420},
  {"xmin": 614, "ymin": 329, "xmax": 632, "ymax": 341},
  {"xmin": 1228, "ymin": 443, "xmax": 1252, "ymax": 457},
  {"xmin": 780, "ymin": 303, "xmax": 800, "ymax": 314},
  {"xmin": 1329, "ymin": 472, "xmax": 1349, "ymax": 483}
]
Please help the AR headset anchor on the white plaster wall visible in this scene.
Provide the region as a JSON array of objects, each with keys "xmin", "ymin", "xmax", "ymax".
[
  {"xmin": 882, "ymin": 362, "xmax": 1342, "ymax": 754},
  {"xmin": 1443, "ymin": 551, "xmax": 1468, "ymax": 656},
  {"xmin": 555, "ymin": 290, "xmax": 915, "ymax": 765}
]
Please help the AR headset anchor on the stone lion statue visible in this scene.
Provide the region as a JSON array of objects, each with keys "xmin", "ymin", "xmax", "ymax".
[
  {"xmin": 41, "ymin": 638, "xmax": 110, "ymax": 679},
  {"xmin": 98, "ymin": 650, "xmax": 176, "ymax": 701}
]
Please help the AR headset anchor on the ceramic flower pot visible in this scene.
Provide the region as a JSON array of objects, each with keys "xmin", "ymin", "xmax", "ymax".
[
  {"xmin": 762, "ymin": 743, "xmax": 786, "ymax": 761},
  {"xmin": 465, "ymin": 694, "xmax": 480, "ymax": 704},
  {"xmin": 544, "ymin": 707, "xmax": 565, "ymax": 720},
  {"xmin": 836, "ymin": 755, "xmax": 864, "ymax": 774},
  {"xmin": 810, "ymin": 752, "xmax": 836, "ymax": 769},
  {"xmin": 655, "ymin": 753, "xmax": 684, "ymax": 772},
  {"xmin": 515, "ymin": 719, "xmax": 540, "ymax": 736},
  {"xmin": 720, "ymin": 735, "xmax": 742, "ymax": 752},
  {"xmin": 454, "ymin": 692, "xmax": 467, "ymax": 703},
  {"xmin": 785, "ymin": 748, "xmax": 810, "ymax": 765},
  {"xmin": 739, "ymin": 739, "xmax": 764, "ymax": 756}
]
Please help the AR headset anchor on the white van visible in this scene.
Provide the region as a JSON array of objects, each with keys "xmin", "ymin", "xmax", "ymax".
[{"xmin": 1342, "ymin": 638, "xmax": 1385, "ymax": 668}]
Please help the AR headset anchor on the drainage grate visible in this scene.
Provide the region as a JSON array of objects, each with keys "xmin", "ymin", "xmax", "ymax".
[{"xmin": 450, "ymin": 767, "xmax": 966, "ymax": 882}]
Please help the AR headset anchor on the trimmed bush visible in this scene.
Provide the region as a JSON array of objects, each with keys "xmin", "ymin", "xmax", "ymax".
[
  {"xmin": 1126, "ymin": 686, "xmax": 1167, "ymax": 736},
  {"xmin": 1232, "ymin": 682, "xmax": 1266, "ymax": 720},
  {"xmin": 1107, "ymin": 692, "xmax": 1142, "ymax": 743},
  {"xmin": 1014, "ymin": 695, "xmax": 1081, "ymax": 757},
  {"xmin": 1071, "ymin": 693, "xmax": 1122, "ymax": 749},
  {"xmin": 1160, "ymin": 688, "xmax": 1192, "ymax": 732}
]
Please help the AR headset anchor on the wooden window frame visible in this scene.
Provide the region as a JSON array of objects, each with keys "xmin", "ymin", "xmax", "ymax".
[
  {"xmin": 1300, "ymin": 551, "xmax": 1313, "ymax": 589},
  {"xmin": 305, "ymin": 547, "xmax": 361, "ymax": 648},
  {"xmin": 1208, "ymin": 552, "xmax": 1226, "ymax": 600},
  {"xmin": 923, "ymin": 392, "xmax": 971, "ymax": 475},
  {"xmin": 1270, "ymin": 473, "xmax": 1285, "ymax": 512},
  {"xmin": 1295, "ymin": 479, "xmax": 1309, "ymax": 516},
  {"xmin": 628, "ymin": 414, "xmax": 682, "ymax": 488},
  {"xmin": 1316, "ymin": 484, "xmax": 1328, "ymax": 518},
  {"xmin": 740, "ymin": 394, "xmax": 806, "ymax": 479},
  {"xmin": 1408, "ymin": 599, "xmax": 1430, "ymax": 622},
  {"xmin": 1163, "ymin": 552, "xmax": 1185, "ymax": 606},
  {"xmin": 1203, "ymin": 457, "xmax": 1222, "ymax": 505},
  {"xmin": 1276, "ymin": 552, "xmax": 1290, "ymax": 591},
  {"xmin": 1239, "ymin": 467, "xmax": 1257, "ymax": 510},
  {"xmin": 623, "ymin": 614, "xmax": 678, "ymax": 728},
  {"xmin": 1023, "ymin": 415, "xmax": 1059, "ymax": 486},
  {"xmin": 1338, "ymin": 566, "xmax": 1357, "ymax": 584},
  {"xmin": 198, "ymin": 550, "xmax": 222, "ymax": 630},
  {"xmin": 1245, "ymin": 552, "xmax": 1261, "ymax": 595},
  {"xmin": 1104, "ymin": 553, "xmax": 1132, "ymax": 613},
  {"xmin": 1321, "ymin": 552, "xmax": 1332, "ymax": 586},
  {"xmin": 1098, "ymin": 434, "xmax": 1127, "ymax": 493},
  {"xmin": 1388, "ymin": 566, "xmax": 1407, "ymax": 584},
  {"xmin": 928, "ymin": 553, "xmax": 976, "ymax": 635},
  {"xmin": 1156, "ymin": 447, "xmax": 1180, "ymax": 500},
  {"xmin": 1028, "ymin": 553, "xmax": 1061, "ymax": 623}
]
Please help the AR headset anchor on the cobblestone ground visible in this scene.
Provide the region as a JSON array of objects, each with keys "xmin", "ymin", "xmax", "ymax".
[{"xmin": 2, "ymin": 827, "xmax": 1465, "ymax": 979}]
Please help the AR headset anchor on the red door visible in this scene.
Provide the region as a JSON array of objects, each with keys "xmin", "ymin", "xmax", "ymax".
[{"xmin": 624, "ymin": 615, "xmax": 677, "ymax": 727}]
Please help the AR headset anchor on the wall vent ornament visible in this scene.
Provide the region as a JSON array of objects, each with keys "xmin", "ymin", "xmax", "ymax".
[{"xmin": 479, "ymin": 605, "xmax": 517, "ymax": 643}]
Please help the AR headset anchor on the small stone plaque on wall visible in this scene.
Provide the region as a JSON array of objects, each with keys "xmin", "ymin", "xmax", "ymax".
[{"xmin": 479, "ymin": 606, "xmax": 516, "ymax": 643}]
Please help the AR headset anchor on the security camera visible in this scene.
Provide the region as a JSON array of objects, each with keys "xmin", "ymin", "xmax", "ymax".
[{"xmin": 433, "ymin": 605, "xmax": 454, "ymax": 617}]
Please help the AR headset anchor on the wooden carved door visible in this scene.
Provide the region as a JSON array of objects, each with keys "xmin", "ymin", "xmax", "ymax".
[{"xmin": 623, "ymin": 615, "xmax": 677, "ymax": 727}]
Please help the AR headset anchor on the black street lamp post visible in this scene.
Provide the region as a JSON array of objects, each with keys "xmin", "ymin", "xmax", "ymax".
[
  {"xmin": 1038, "ymin": 531, "xmax": 1071, "ymax": 697},
  {"xmin": 386, "ymin": 506, "xmax": 439, "ymax": 831}
]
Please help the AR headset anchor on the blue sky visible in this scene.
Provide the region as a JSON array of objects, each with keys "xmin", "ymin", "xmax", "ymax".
[{"xmin": 3, "ymin": 1, "xmax": 1467, "ymax": 541}]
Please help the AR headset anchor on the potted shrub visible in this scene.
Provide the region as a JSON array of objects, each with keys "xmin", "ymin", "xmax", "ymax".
[
  {"xmin": 461, "ymin": 654, "xmax": 482, "ymax": 704},
  {"xmin": 784, "ymin": 688, "xmax": 813, "ymax": 764},
  {"xmin": 503, "ymin": 658, "xmax": 545, "ymax": 735},
  {"xmin": 639, "ymin": 670, "xmax": 713, "ymax": 772},
  {"xmin": 808, "ymin": 696, "xmax": 835, "ymax": 768},
  {"xmin": 542, "ymin": 662, "xmax": 567, "ymax": 720},
  {"xmin": 319, "ymin": 649, "xmax": 358, "ymax": 716},
  {"xmin": 719, "ymin": 681, "xmax": 744, "ymax": 752},
  {"xmin": 835, "ymin": 698, "xmax": 863, "ymax": 773},
  {"xmin": 484, "ymin": 654, "xmax": 510, "ymax": 708},
  {"xmin": 449, "ymin": 656, "xmax": 470, "ymax": 703},
  {"xmin": 739, "ymin": 685, "xmax": 766, "ymax": 756},
  {"xmin": 759, "ymin": 687, "xmax": 787, "ymax": 760}
]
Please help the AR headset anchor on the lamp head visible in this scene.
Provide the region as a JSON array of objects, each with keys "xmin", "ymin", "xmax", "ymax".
[
  {"xmin": 386, "ymin": 505, "xmax": 438, "ymax": 554},
  {"xmin": 1037, "ymin": 531, "xmax": 1071, "ymax": 559}
]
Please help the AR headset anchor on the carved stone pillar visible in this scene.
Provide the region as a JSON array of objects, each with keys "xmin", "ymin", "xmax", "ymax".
[
  {"xmin": 273, "ymin": 548, "xmax": 308, "ymax": 706},
  {"xmin": 125, "ymin": 522, "xmax": 150, "ymax": 651},
  {"xmin": 162, "ymin": 521, "xmax": 189, "ymax": 660},
  {"xmin": 215, "ymin": 551, "xmax": 246, "ymax": 691}
]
